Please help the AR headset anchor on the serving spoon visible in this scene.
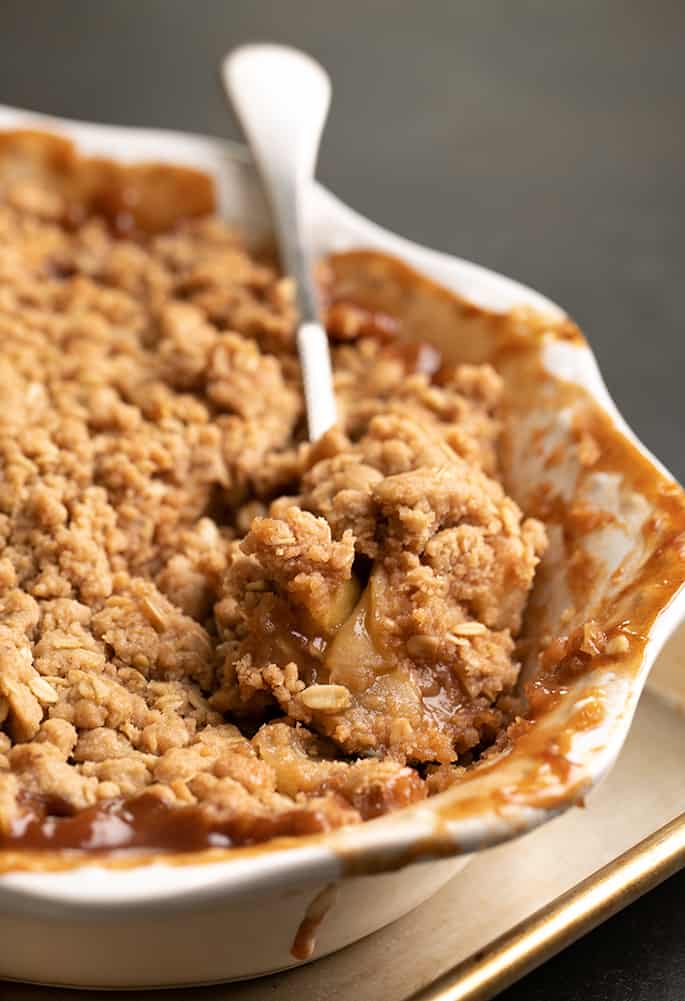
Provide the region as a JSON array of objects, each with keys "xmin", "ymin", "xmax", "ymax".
[{"xmin": 223, "ymin": 44, "xmax": 337, "ymax": 441}]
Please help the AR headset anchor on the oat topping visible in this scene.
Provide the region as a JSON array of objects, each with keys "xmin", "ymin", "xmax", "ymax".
[{"xmin": 0, "ymin": 158, "xmax": 546, "ymax": 849}]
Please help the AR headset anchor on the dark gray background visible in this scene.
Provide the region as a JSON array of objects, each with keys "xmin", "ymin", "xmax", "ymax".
[{"xmin": 0, "ymin": 2, "xmax": 683, "ymax": 999}]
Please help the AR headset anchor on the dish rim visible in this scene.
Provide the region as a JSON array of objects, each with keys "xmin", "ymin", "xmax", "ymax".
[{"xmin": 0, "ymin": 104, "xmax": 682, "ymax": 912}]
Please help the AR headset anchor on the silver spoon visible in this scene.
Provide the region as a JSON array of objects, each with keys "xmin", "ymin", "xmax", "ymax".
[{"xmin": 223, "ymin": 44, "xmax": 337, "ymax": 441}]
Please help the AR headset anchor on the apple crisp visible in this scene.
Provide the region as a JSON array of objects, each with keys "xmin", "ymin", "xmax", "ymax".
[{"xmin": 0, "ymin": 156, "xmax": 546, "ymax": 851}]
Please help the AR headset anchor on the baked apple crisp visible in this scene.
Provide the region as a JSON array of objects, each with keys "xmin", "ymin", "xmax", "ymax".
[{"xmin": 0, "ymin": 148, "xmax": 546, "ymax": 851}]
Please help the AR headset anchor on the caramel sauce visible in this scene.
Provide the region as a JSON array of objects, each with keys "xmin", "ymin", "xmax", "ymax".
[
  {"xmin": 290, "ymin": 882, "xmax": 339, "ymax": 961},
  {"xmin": 326, "ymin": 300, "xmax": 400, "ymax": 342},
  {"xmin": 0, "ymin": 133, "xmax": 683, "ymax": 872},
  {"xmin": 325, "ymin": 300, "xmax": 443, "ymax": 378},
  {"xmin": 387, "ymin": 339, "xmax": 444, "ymax": 377},
  {"xmin": 0, "ymin": 129, "xmax": 214, "ymax": 234},
  {"xmin": 1, "ymin": 793, "xmax": 335, "ymax": 856}
]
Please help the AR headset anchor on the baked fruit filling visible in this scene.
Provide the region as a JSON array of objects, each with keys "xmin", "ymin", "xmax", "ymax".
[{"xmin": 0, "ymin": 162, "xmax": 547, "ymax": 851}]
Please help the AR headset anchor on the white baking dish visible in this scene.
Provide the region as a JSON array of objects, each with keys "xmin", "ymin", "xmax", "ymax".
[{"xmin": 0, "ymin": 105, "xmax": 683, "ymax": 989}]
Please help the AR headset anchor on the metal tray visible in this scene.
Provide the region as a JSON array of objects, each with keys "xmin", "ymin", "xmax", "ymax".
[{"xmin": 3, "ymin": 623, "xmax": 684, "ymax": 1001}]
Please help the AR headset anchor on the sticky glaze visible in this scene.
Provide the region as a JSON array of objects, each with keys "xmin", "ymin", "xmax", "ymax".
[
  {"xmin": 1, "ymin": 793, "xmax": 343, "ymax": 855},
  {"xmin": 0, "ymin": 129, "xmax": 214, "ymax": 234},
  {"xmin": 290, "ymin": 882, "xmax": 339, "ymax": 961}
]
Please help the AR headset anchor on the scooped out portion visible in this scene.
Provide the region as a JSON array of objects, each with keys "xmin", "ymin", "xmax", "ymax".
[
  {"xmin": 0, "ymin": 147, "xmax": 546, "ymax": 853},
  {"xmin": 214, "ymin": 414, "xmax": 546, "ymax": 769}
]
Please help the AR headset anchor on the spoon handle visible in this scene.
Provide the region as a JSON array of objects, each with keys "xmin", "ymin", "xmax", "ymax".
[{"xmin": 223, "ymin": 44, "xmax": 337, "ymax": 440}]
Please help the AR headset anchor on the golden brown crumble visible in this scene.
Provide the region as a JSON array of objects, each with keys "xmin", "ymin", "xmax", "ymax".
[{"xmin": 0, "ymin": 162, "xmax": 546, "ymax": 850}]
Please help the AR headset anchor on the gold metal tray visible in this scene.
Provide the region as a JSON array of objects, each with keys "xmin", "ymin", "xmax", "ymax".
[{"xmin": 3, "ymin": 624, "xmax": 684, "ymax": 1001}]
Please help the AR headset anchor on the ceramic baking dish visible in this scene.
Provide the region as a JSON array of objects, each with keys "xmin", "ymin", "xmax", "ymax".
[{"xmin": 0, "ymin": 105, "xmax": 683, "ymax": 990}]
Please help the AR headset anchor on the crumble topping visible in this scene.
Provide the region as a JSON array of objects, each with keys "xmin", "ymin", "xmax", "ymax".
[{"xmin": 0, "ymin": 167, "xmax": 546, "ymax": 848}]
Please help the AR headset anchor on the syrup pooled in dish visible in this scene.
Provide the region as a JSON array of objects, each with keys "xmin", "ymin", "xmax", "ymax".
[{"xmin": 0, "ymin": 140, "xmax": 547, "ymax": 853}]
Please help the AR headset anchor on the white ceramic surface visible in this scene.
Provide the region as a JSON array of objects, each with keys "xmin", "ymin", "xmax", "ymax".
[{"xmin": 0, "ymin": 105, "xmax": 682, "ymax": 989}]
